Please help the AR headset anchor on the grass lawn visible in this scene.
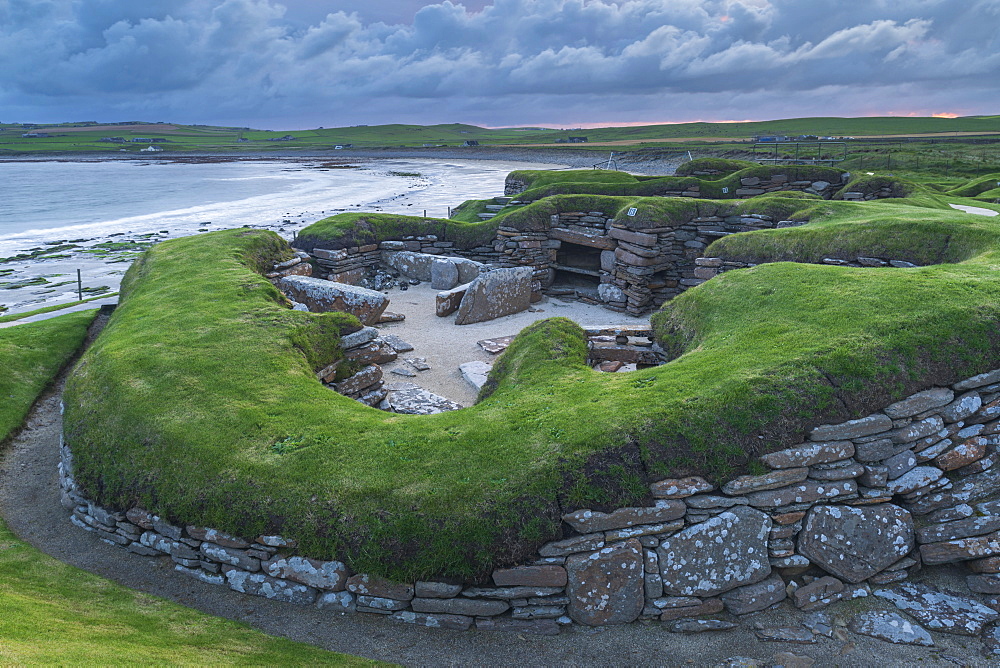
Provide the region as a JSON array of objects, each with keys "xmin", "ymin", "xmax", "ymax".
[
  {"xmin": 62, "ymin": 164, "xmax": 1000, "ymax": 582},
  {"xmin": 0, "ymin": 312, "xmax": 377, "ymax": 665}
]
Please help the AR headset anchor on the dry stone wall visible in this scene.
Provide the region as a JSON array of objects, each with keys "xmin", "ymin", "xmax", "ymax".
[{"xmin": 61, "ymin": 368, "xmax": 1000, "ymax": 636}]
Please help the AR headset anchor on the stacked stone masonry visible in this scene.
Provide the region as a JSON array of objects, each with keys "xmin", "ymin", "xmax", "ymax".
[
  {"xmin": 304, "ymin": 174, "xmax": 853, "ymax": 316},
  {"xmin": 61, "ymin": 368, "xmax": 1000, "ymax": 635}
]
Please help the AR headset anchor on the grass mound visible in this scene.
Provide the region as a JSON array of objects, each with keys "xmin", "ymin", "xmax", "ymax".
[
  {"xmin": 512, "ymin": 164, "xmax": 845, "ymax": 202},
  {"xmin": 674, "ymin": 157, "xmax": 759, "ymax": 176},
  {"xmin": 65, "ymin": 182, "xmax": 1000, "ymax": 582}
]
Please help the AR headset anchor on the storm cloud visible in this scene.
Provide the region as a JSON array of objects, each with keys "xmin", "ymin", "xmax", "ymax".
[{"xmin": 1, "ymin": 0, "xmax": 997, "ymax": 127}]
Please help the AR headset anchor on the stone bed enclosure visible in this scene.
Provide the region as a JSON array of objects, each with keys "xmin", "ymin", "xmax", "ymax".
[
  {"xmin": 293, "ymin": 171, "xmax": 861, "ymax": 317},
  {"xmin": 62, "ymin": 367, "xmax": 1000, "ymax": 636}
]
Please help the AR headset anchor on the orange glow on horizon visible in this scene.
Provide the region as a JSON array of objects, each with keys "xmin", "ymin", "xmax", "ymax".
[{"xmin": 932, "ymin": 112, "xmax": 959, "ymax": 118}]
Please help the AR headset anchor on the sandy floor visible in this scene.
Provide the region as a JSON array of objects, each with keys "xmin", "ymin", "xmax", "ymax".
[{"xmin": 373, "ymin": 283, "xmax": 652, "ymax": 407}]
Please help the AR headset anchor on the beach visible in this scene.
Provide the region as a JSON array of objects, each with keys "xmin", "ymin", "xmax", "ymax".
[{"xmin": 1, "ymin": 154, "xmax": 573, "ymax": 315}]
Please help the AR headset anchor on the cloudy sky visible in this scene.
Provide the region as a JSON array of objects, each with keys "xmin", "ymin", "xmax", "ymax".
[{"xmin": 1, "ymin": 0, "xmax": 997, "ymax": 129}]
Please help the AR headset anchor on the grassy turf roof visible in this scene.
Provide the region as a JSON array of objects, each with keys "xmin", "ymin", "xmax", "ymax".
[{"xmin": 64, "ymin": 173, "xmax": 1000, "ymax": 582}]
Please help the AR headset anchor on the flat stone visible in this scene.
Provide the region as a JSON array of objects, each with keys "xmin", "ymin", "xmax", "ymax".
[
  {"xmin": 414, "ymin": 581, "xmax": 463, "ymax": 598},
  {"xmin": 606, "ymin": 520, "xmax": 683, "ymax": 541},
  {"xmin": 754, "ymin": 627, "xmax": 816, "ymax": 644},
  {"xmin": 722, "ymin": 468, "xmax": 809, "ymax": 495},
  {"xmin": 658, "ymin": 506, "xmax": 771, "ymax": 597},
  {"xmin": 760, "ymin": 441, "xmax": 854, "ymax": 469},
  {"xmin": 224, "ymin": 568, "xmax": 318, "ymax": 605},
  {"xmin": 875, "ymin": 582, "xmax": 999, "ymax": 635},
  {"xmin": 848, "ymin": 611, "xmax": 934, "ymax": 646},
  {"xmin": 462, "ymin": 586, "xmax": 564, "ymax": 599},
  {"xmin": 389, "ymin": 611, "xmax": 473, "ymax": 630},
  {"xmin": 884, "ymin": 388, "xmax": 954, "ymax": 419},
  {"xmin": 769, "ymin": 652, "xmax": 815, "ymax": 668},
  {"xmin": 390, "ymin": 367, "xmax": 416, "ymax": 377},
  {"xmin": 886, "ymin": 466, "xmax": 943, "ymax": 495},
  {"xmin": 970, "ymin": 556, "xmax": 1000, "ymax": 573},
  {"xmin": 955, "ymin": 369, "xmax": 1000, "ymax": 391},
  {"xmin": 889, "ymin": 416, "xmax": 945, "ymax": 444},
  {"xmin": 810, "ymin": 414, "xmax": 892, "ymax": 441},
  {"xmin": 493, "ymin": 565, "xmax": 567, "ymax": 588},
  {"xmin": 430, "ymin": 257, "xmax": 460, "ymax": 290},
  {"xmin": 539, "ymin": 534, "xmax": 605, "ymax": 557},
  {"xmin": 797, "ymin": 503, "xmax": 913, "ymax": 583},
  {"xmin": 801, "ymin": 611, "xmax": 834, "ymax": 637},
  {"xmin": 685, "ymin": 495, "xmax": 748, "ymax": 509},
  {"xmin": 884, "ymin": 450, "xmax": 917, "ymax": 480},
  {"xmin": 384, "ymin": 387, "xmax": 462, "ymax": 415},
  {"xmin": 808, "ymin": 462, "xmax": 865, "ymax": 481},
  {"xmin": 920, "ymin": 531, "xmax": 1000, "ymax": 565},
  {"xmin": 665, "ymin": 619, "xmax": 736, "ymax": 633},
  {"xmin": 459, "ymin": 361, "xmax": 491, "ymax": 391},
  {"xmin": 381, "ymin": 250, "xmax": 433, "ymax": 281},
  {"xmin": 436, "ymin": 282, "xmax": 470, "ymax": 317},
  {"xmin": 264, "ymin": 556, "xmax": 347, "ymax": 591},
  {"xmin": 333, "ymin": 364, "xmax": 383, "ymax": 396},
  {"xmin": 745, "ymin": 479, "xmax": 857, "ymax": 508},
  {"xmin": 411, "ymin": 597, "xmax": 508, "ymax": 616},
  {"xmin": 566, "ymin": 538, "xmax": 644, "ymax": 626},
  {"xmin": 935, "ymin": 437, "xmax": 988, "ymax": 471},
  {"xmin": 276, "ymin": 276, "xmax": 388, "ymax": 325},
  {"xmin": 941, "ymin": 392, "xmax": 983, "ymax": 422},
  {"xmin": 563, "ymin": 502, "xmax": 685, "ymax": 533},
  {"xmin": 316, "ymin": 591, "xmax": 356, "ymax": 612},
  {"xmin": 455, "ymin": 267, "xmax": 533, "ymax": 325},
  {"xmin": 916, "ymin": 515, "xmax": 1000, "ymax": 544},
  {"xmin": 658, "ymin": 598, "xmax": 724, "ymax": 621},
  {"xmin": 477, "ymin": 336, "xmax": 514, "ymax": 354},
  {"xmin": 404, "ymin": 357, "xmax": 430, "ymax": 371},
  {"xmin": 720, "ymin": 574, "xmax": 786, "ymax": 615},
  {"xmin": 339, "ymin": 326, "xmax": 379, "ymax": 350},
  {"xmin": 649, "ymin": 476, "xmax": 715, "ymax": 499},
  {"xmin": 855, "ymin": 438, "xmax": 908, "ymax": 463},
  {"xmin": 475, "ymin": 617, "xmax": 560, "ymax": 635},
  {"xmin": 184, "ymin": 526, "xmax": 250, "ymax": 549},
  {"xmin": 968, "ymin": 574, "xmax": 1000, "ymax": 594},
  {"xmin": 792, "ymin": 576, "xmax": 844, "ymax": 611},
  {"xmin": 357, "ymin": 595, "xmax": 409, "ymax": 612},
  {"xmin": 346, "ymin": 574, "xmax": 413, "ymax": 601},
  {"xmin": 380, "ymin": 333, "xmax": 414, "ymax": 353}
]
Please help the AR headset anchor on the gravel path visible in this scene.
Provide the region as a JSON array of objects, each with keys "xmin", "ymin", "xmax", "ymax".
[{"xmin": 0, "ymin": 323, "xmax": 987, "ymax": 666}]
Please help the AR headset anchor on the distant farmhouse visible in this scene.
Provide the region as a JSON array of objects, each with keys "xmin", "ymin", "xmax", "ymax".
[
  {"xmin": 266, "ymin": 135, "xmax": 296, "ymax": 142},
  {"xmin": 21, "ymin": 132, "xmax": 51, "ymax": 138},
  {"xmin": 555, "ymin": 136, "xmax": 589, "ymax": 143},
  {"xmin": 462, "ymin": 140, "xmax": 479, "ymax": 146},
  {"xmin": 130, "ymin": 137, "xmax": 167, "ymax": 143}
]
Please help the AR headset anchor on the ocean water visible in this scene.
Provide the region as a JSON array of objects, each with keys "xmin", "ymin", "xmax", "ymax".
[
  {"xmin": 0, "ymin": 157, "xmax": 552, "ymax": 253},
  {"xmin": 0, "ymin": 156, "xmax": 559, "ymax": 313}
]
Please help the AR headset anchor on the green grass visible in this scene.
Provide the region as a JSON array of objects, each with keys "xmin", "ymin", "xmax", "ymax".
[
  {"xmin": 62, "ymin": 165, "xmax": 1000, "ymax": 582},
  {"xmin": 0, "ymin": 294, "xmax": 118, "ymax": 324},
  {"xmin": 0, "ymin": 311, "xmax": 374, "ymax": 665},
  {"xmin": 0, "ymin": 516, "xmax": 376, "ymax": 664},
  {"xmin": 4, "ymin": 115, "xmax": 1000, "ymax": 153},
  {"xmin": 0, "ymin": 310, "xmax": 95, "ymax": 442}
]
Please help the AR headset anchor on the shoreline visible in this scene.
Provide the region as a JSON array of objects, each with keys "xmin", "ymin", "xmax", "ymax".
[
  {"xmin": 0, "ymin": 145, "xmax": 688, "ymax": 175},
  {"xmin": 0, "ymin": 155, "xmax": 565, "ymax": 315}
]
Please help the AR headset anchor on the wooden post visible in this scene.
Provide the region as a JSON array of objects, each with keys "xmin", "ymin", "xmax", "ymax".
[{"xmin": 77, "ymin": 269, "xmax": 83, "ymax": 301}]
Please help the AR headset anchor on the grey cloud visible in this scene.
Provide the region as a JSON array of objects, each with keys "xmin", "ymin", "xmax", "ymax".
[{"xmin": 1, "ymin": 0, "xmax": 997, "ymax": 127}]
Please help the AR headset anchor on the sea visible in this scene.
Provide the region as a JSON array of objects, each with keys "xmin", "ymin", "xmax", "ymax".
[{"xmin": 0, "ymin": 156, "xmax": 559, "ymax": 314}]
